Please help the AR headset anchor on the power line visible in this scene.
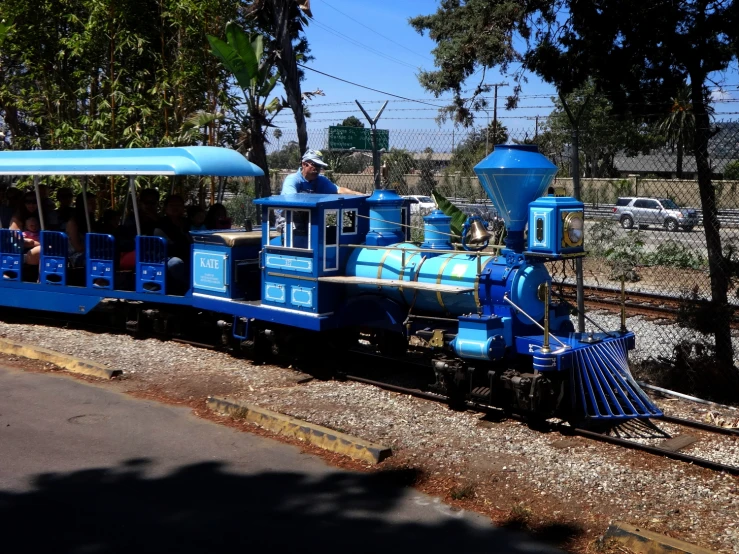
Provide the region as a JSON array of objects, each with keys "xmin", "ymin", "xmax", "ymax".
[
  {"xmin": 314, "ymin": 0, "xmax": 434, "ymax": 62},
  {"xmin": 297, "ymin": 64, "xmax": 441, "ymax": 107},
  {"xmin": 309, "ymin": 20, "xmax": 419, "ymax": 70}
]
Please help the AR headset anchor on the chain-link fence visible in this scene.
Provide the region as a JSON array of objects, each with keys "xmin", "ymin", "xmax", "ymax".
[{"xmin": 267, "ymin": 121, "xmax": 739, "ymax": 362}]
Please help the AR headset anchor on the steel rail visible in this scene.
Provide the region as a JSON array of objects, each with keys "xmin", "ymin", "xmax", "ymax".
[
  {"xmin": 345, "ymin": 371, "xmax": 739, "ymax": 476},
  {"xmin": 568, "ymin": 426, "xmax": 739, "ymax": 475},
  {"xmin": 658, "ymin": 414, "xmax": 739, "ymax": 437}
]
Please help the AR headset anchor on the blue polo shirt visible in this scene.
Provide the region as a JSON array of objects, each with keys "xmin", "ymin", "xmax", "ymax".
[{"xmin": 280, "ymin": 169, "xmax": 338, "ymax": 194}]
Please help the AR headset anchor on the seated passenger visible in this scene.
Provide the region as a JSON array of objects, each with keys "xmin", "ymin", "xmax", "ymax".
[
  {"xmin": 22, "ymin": 216, "xmax": 41, "ymax": 247},
  {"xmin": 38, "ymin": 184, "xmax": 59, "ymax": 230},
  {"xmin": 66, "ymin": 192, "xmax": 98, "ymax": 268},
  {"xmin": 1, "ymin": 187, "xmax": 21, "ymax": 229},
  {"xmin": 118, "ymin": 188, "xmax": 160, "ymax": 269},
  {"xmin": 188, "ymin": 205, "xmax": 207, "ymax": 231},
  {"xmin": 9, "ymin": 192, "xmax": 42, "ymax": 265},
  {"xmin": 99, "ymin": 209, "xmax": 121, "ymax": 237},
  {"xmin": 154, "ymin": 194, "xmax": 193, "ymax": 294},
  {"xmin": 55, "ymin": 187, "xmax": 75, "ymax": 229},
  {"xmin": 204, "ymin": 202, "xmax": 231, "ymax": 230}
]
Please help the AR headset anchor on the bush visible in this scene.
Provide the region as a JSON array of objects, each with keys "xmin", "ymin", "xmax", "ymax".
[
  {"xmin": 645, "ymin": 241, "xmax": 707, "ymax": 269},
  {"xmin": 724, "ymin": 160, "xmax": 739, "ymax": 180}
]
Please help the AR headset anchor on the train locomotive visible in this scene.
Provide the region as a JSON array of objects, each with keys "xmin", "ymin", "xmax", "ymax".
[{"xmin": 0, "ymin": 144, "xmax": 662, "ymax": 425}]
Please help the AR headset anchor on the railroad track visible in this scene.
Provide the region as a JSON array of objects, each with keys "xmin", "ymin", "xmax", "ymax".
[
  {"xmin": 343, "ymin": 362, "xmax": 739, "ymax": 476},
  {"xmin": 555, "ymin": 282, "xmax": 739, "ymax": 327},
  {"xmin": 4, "ymin": 310, "xmax": 739, "ymax": 475}
]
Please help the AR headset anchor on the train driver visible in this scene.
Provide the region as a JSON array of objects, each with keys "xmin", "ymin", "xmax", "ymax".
[{"xmin": 280, "ymin": 149, "xmax": 363, "ymax": 196}]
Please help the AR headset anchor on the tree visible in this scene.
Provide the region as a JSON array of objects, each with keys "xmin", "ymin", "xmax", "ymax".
[
  {"xmin": 0, "ymin": 17, "xmax": 11, "ymax": 45},
  {"xmin": 658, "ymin": 85, "xmax": 714, "ymax": 178},
  {"xmin": 339, "ymin": 116, "xmax": 364, "ymax": 128},
  {"xmin": 0, "ymin": 0, "xmax": 241, "ymax": 206},
  {"xmin": 417, "ymin": 149, "xmax": 437, "ymax": 194},
  {"xmin": 448, "ymin": 121, "xmax": 508, "ymax": 175},
  {"xmin": 245, "ymin": 0, "xmax": 314, "ymax": 155},
  {"xmin": 412, "ymin": 0, "xmax": 739, "ymax": 373},
  {"xmin": 409, "ymin": 0, "xmax": 525, "ymax": 126},
  {"xmin": 208, "ymin": 23, "xmax": 283, "ymax": 200},
  {"xmin": 382, "ymin": 148, "xmax": 415, "ymax": 192},
  {"xmin": 268, "ymin": 140, "xmax": 300, "ymax": 170},
  {"xmin": 273, "ymin": 128, "xmax": 282, "ymax": 150},
  {"xmin": 544, "ymin": 82, "xmax": 662, "ymax": 178},
  {"xmin": 724, "ymin": 161, "xmax": 739, "ymax": 180}
]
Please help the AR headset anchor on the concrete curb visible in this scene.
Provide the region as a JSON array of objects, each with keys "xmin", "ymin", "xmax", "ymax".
[
  {"xmin": 0, "ymin": 338, "xmax": 122, "ymax": 380},
  {"xmin": 605, "ymin": 521, "xmax": 718, "ymax": 554},
  {"xmin": 207, "ymin": 396, "xmax": 392, "ymax": 465}
]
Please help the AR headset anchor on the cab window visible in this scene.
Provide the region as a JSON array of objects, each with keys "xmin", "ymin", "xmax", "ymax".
[
  {"xmin": 270, "ymin": 207, "xmax": 311, "ymax": 249},
  {"xmin": 342, "ymin": 209, "xmax": 357, "ymax": 235}
]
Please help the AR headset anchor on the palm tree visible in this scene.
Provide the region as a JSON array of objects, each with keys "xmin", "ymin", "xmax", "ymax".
[
  {"xmin": 208, "ymin": 23, "xmax": 283, "ymax": 199},
  {"xmin": 659, "ymin": 85, "xmax": 714, "ymax": 178},
  {"xmin": 273, "ymin": 128, "xmax": 282, "ymax": 150}
]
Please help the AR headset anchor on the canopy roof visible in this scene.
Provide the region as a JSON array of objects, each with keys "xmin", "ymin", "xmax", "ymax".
[{"xmin": 0, "ymin": 146, "xmax": 264, "ymax": 177}]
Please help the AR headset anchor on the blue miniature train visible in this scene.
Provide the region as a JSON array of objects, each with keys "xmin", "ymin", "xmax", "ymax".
[{"xmin": 0, "ymin": 144, "xmax": 662, "ymax": 424}]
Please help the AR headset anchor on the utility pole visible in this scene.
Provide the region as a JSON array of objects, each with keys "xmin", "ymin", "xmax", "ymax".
[
  {"xmin": 559, "ymin": 91, "xmax": 592, "ymax": 333},
  {"xmin": 356, "ymin": 100, "xmax": 388, "ymax": 190},
  {"xmin": 488, "ymin": 83, "xmax": 508, "ymax": 148}
]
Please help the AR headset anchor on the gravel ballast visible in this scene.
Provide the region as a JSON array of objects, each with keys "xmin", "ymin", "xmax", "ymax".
[{"xmin": 0, "ymin": 317, "xmax": 737, "ymax": 554}]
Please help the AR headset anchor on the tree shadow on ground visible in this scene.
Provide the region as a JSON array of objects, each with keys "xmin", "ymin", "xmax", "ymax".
[{"xmin": 0, "ymin": 458, "xmax": 566, "ymax": 553}]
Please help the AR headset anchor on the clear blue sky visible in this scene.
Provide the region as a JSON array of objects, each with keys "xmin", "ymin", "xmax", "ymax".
[
  {"xmin": 269, "ymin": 0, "xmax": 559, "ymax": 138},
  {"xmin": 269, "ymin": 0, "xmax": 739, "ymax": 150}
]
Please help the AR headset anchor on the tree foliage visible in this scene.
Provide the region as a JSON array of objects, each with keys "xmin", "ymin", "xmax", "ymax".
[
  {"xmin": 724, "ymin": 160, "xmax": 739, "ymax": 180},
  {"xmin": 412, "ymin": 0, "xmax": 739, "ymax": 371},
  {"xmin": 449, "ymin": 121, "xmax": 508, "ymax": 175},
  {"xmin": 339, "ymin": 116, "xmax": 364, "ymax": 128},
  {"xmin": 541, "ymin": 81, "xmax": 662, "ymax": 178},
  {"xmin": 0, "ymin": 0, "xmax": 244, "ymax": 206},
  {"xmin": 383, "ymin": 148, "xmax": 415, "ymax": 191},
  {"xmin": 208, "ymin": 22, "xmax": 282, "ymax": 199},
  {"xmin": 409, "ymin": 0, "xmax": 533, "ymax": 125},
  {"xmin": 243, "ymin": 0, "xmax": 314, "ymax": 155},
  {"xmin": 658, "ymin": 85, "xmax": 715, "ymax": 178}
]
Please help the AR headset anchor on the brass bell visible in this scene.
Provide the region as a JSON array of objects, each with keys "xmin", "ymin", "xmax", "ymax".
[{"xmin": 466, "ymin": 219, "xmax": 492, "ymax": 244}]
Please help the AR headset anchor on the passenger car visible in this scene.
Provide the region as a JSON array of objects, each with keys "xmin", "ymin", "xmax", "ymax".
[
  {"xmin": 402, "ymin": 195, "xmax": 436, "ymax": 213},
  {"xmin": 612, "ymin": 197, "xmax": 698, "ymax": 232}
]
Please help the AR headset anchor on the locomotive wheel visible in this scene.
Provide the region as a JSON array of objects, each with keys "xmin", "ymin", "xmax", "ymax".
[{"xmin": 376, "ymin": 331, "xmax": 408, "ymax": 357}]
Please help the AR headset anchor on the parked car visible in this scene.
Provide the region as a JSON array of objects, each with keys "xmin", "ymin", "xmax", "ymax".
[
  {"xmin": 402, "ymin": 195, "xmax": 436, "ymax": 213},
  {"xmin": 612, "ymin": 196, "xmax": 698, "ymax": 232}
]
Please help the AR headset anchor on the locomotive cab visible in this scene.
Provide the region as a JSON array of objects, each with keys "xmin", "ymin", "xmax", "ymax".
[{"xmin": 254, "ymin": 193, "xmax": 369, "ymax": 315}]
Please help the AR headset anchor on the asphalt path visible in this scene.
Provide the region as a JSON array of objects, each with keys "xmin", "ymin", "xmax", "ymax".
[{"xmin": 0, "ymin": 366, "xmax": 563, "ymax": 554}]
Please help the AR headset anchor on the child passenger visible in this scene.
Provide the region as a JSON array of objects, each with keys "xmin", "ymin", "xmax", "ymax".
[
  {"xmin": 23, "ymin": 215, "xmax": 41, "ymax": 247},
  {"xmin": 188, "ymin": 206, "xmax": 207, "ymax": 231}
]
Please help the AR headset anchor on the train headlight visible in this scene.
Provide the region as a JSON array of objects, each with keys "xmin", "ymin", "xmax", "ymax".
[{"xmin": 562, "ymin": 211, "xmax": 584, "ymax": 247}]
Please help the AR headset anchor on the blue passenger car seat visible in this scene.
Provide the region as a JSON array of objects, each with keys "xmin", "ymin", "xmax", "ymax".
[
  {"xmin": 136, "ymin": 235, "xmax": 168, "ymax": 295},
  {"xmin": 40, "ymin": 231, "xmax": 68, "ymax": 285},
  {"xmin": 86, "ymin": 233, "xmax": 115, "ymax": 290},
  {"xmin": 0, "ymin": 229, "xmax": 23, "ymax": 281}
]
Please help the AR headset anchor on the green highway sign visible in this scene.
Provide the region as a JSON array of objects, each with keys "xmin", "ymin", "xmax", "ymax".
[{"xmin": 328, "ymin": 126, "xmax": 389, "ymax": 151}]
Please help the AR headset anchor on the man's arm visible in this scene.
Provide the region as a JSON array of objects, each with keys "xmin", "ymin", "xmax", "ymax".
[
  {"xmin": 336, "ymin": 186, "xmax": 365, "ymax": 195},
  {"xmin": 280, "ymin": 174, "xmax": 298, "ymax": 195}
]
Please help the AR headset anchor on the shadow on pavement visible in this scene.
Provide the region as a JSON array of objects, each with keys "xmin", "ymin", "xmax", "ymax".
[{"xmin": 0, "ymin": 458, "xmax": 570, "ymax": 553}]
